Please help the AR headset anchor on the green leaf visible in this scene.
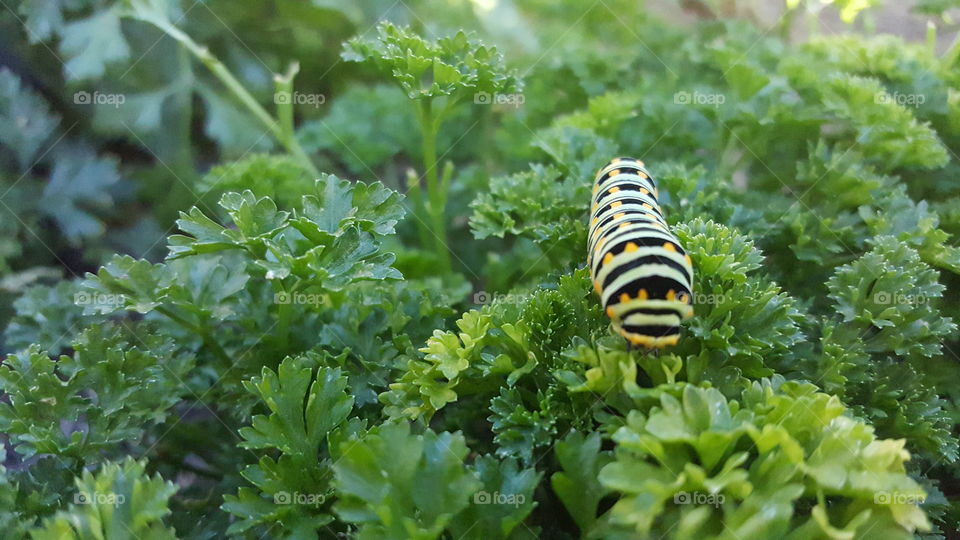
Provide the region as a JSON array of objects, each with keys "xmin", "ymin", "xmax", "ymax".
[
  {"xmin": 551, "ymin": 431, "xmax": 612, "ymax": 534},
  {"xmin": 81, "ymin": 255, "xmax": 170, "ymax": 314},
  {"xmin": 299, "ymin": 174, "xmax": 405, "ymax": 236},
  {"xmin": 594, "ymin": 380, "xmax": 929, "ymax": 538},
  {"xmin": 342, "ymin": 21, "xmax": 521, "ymax": 101},
  {"xmin": 297, "ymin": 85, "xmax": 417, "ymax": 176},
  {"xmin": 448, "ymin": 455, "xmax": 540, "ymax": 540},
  {"xmin": 671, "ymin": 219, "xmax": 805, "ymax": 383},
  {"xmin": 19, "ymin": 0, "xmax": 70, "ymax": 42},
  {"xmin": 0, "ymin": 325, "xmax": 191, "ymax": 462},
  {"xmin": 223, "ymin": 355, "xmax": 353, "ymax": 536},
  {"xmin": 0, "ymin": 68, "xmax": 59, "ymax": 170},
  {"xmin": 41, "ymin": 145, "xmax": 121, "ymax": 242},
  {"xmin": 5, "ymin": 280, "xmax": 98, "ymax": 354},
  {"xmin": 197, "ymin": 153, "xmax": 314, "ymax": 209},
  {"xmin": 239, "ymin": 358, "xmax": 353, "ymax": 456},
  {"xmin": 0, "ymin": 345, "xmax": 84, "ymax": 459},
  {"xmin": 815, "ymin": 74, "xmax": 948, "ymax": 170},
  {"xmin": 333, "ymin": 423, "xmax": 481, "ymax": 539},
  {"xmin": 198, "ymin": 85, "xmax": 274, "ymax": 157},
  {"xmin": 488, "ymin": 387, "xmax": 556, "ymax": 465},
  {"xmin": 31, "ymin": 458, "xmax": 177, "ymax": 539},
  {"xmin": 58, "ymin": 8, "xmax": 131, "ymax": 80},
  {"xmin": 828, "ymin": 236, "xmax": 954, "ymax": 359},
  {"xmin": 168, "ymin": 181, "xmax": 403, "ymax": 292}
]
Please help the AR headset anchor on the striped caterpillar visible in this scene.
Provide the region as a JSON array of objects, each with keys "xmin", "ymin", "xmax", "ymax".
[{"xmin": 588, "ymin": 157, "xmax": 694, "ymax": 348}]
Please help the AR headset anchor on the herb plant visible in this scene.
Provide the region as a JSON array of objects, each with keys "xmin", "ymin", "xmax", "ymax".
[{"xmin": 0, "ymin": 1, "xmax": 958, "ymax": 538}]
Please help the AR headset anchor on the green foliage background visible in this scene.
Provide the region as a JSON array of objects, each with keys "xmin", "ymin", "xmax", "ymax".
[{"xmin": 0, "ymin": 0, "xmax": 959, "ymax": 538}]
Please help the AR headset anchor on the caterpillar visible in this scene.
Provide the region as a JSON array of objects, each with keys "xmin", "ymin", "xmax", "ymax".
[{"xmin": 588, "ymin": 157, "xmax": 694, "ymax": 348}]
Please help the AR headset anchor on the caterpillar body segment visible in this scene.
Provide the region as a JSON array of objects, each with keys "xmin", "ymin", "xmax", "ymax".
[{"xmin": 588, "ymin": 157, "xmax": 694, "ymax": 348}]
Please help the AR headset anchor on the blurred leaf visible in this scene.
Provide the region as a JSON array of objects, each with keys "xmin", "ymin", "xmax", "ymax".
[
  {"xmin": 0, "ymin": 68, "xmax": 59, "ymax": 170},
  {"xmin": 59, "ymin": 7, "xmax": 131, "ymax": 80}
]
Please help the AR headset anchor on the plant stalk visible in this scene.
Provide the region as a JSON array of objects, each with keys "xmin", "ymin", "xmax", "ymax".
[
  {"xmin": 417, "ymin": 99, "xmax": 452, "ymax": 273},
  {"xmin": 130, "ymin": 13, "xmax": 320, "ymax": 178}
]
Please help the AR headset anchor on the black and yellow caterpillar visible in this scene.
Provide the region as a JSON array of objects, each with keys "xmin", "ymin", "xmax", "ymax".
[{"xmin": 588, "ymin": 157, "xmax": 694, "ymax": 348}]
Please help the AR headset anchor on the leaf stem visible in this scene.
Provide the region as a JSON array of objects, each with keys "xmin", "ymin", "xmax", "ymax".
[
  {"xmin": 274, "ymin": 62, "xmax": 300, "ymax": 146},
  {"xmin": 405, "ymin": 168, "xmax": 433, "ymax": 250},
  {"xmin": 273, "ymin": 281, "xmax": 295, "ymax": 351},
  {"xmin": 127, "ymin": 12, "xmax": 320, "ymax": 178},
  {"xmin": 416, "ymin": 99, "xmax": 452, "ymax": 274}
]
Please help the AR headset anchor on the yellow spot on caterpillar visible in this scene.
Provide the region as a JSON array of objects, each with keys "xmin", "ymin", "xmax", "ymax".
[
  {"xmin": 684, "ymin": 254, "xmax": 692, "ymax": 265},
  {"xmin": 619, "ymin": 293, "xmax": 631, "ymax": 303},
  {"xmin": 603, "ymin": 253, "xmax": 614, "ymax": 265},
  {"xmin": 614, "ymin": 212, "xmax": 625, "ymax": 219},
  {"xmin": 662, "ymin": 335, "xmax": 679, "ymax": 346},
  {"xmin": 609, "ymin": 169, "xmax": 620, "ymax": 177},
  {"xmin": 606, "ymin": 306, "xmax": 616, "ymax": 318},
  {"xmin": 619, "ymin": 223, "xmax": 630, "ymax": 229},
  {"xmin": 611, "ymin": 158, "xmax": 622, "ymax": 164},
  {"xmin": 667, "ymin": 289, "xmax": 676, "ymax": 301},
  {"xmin": 638, "ymin": 289, "xmax": 649, "ymax": 300},
  {"xmin": 663, "ymin": 242, "xmax": 677, "ymax": 252},
  {"xmin": 637, "ymin": 160, "xmax": 645, "ymax": 167},
  {"xmin": 609, "ymin": 187, "xmax": 620, "ymax": 194},
  {"xmin": 592, "ymin": 217, "xmax": 599, "ymax": 226},
  {"xmin": 639, "ymin": 172, "xmax": 649, "ymax": 179},
  {"xmin": 592, "ymin": 203, "xmax": 598, "ymax": 212},
  {"xmin": 593, "ymin": 281, "xmax": 602, "ymax": 294},
  {"xmin": 598, "ymin": 236, "xmax": 608, "ymax": 246},
  {"xmin": 625, "ymin": 242, "xmax": 638, "ymax": 252},
  {"xmin": 640, "ymin": 188, "xmax": 649, "ymax": 195},
  {"xmin": 592, "ymin": 184, "xmax": 599, "ymax": 194},
  {"xmin": 654, "ymin": 188, "xmax": 659, "ymax": 198},
  {"xmin": 642, "ymin": 203, "xmax": 653, "ymax": 210},
  {"xmin": 629, "ymin": 335, "xmax": 651, "ymax": 346},
  {"xmin": 611, "ymin": 201, "xmax": 623, "ymax": 208}
]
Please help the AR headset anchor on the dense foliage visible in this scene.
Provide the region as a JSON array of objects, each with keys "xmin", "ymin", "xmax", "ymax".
[{"xmin": 1, "ymin": 0, "xmax": 959, "ymax": 538}]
